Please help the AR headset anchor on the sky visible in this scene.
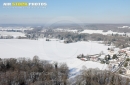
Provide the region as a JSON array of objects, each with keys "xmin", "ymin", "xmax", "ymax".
[{"xmin": 0, "ymin": 0, "xmax": 130, "ymax": 24}]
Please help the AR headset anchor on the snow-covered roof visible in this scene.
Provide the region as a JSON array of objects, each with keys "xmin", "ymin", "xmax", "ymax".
[{"xmin": 99, "ymin": 55, "xmax": 106, "ymax": 59}]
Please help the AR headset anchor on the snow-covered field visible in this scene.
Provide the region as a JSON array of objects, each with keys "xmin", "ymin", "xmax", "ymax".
[
  {"xmin": 118, "ymin": 26, "xmax": 130, "ymax": 29},
  {"xmin": 0, "ymin": 31, "xmax": 26, "ymax": 38},
  {"xmin": 54, "ymin": 28, "xmax": 78, "ymax": 33},
  {"xmin": 53, "ymin": 28, "xmax": 130, "ymax": 36},
  {"xmin": 80, "ymin": 29, "xmax": 126, "ymax": 35},
  {"xmin": 0, "ymin": 39, "xmax": 109, "ymax": 77}
]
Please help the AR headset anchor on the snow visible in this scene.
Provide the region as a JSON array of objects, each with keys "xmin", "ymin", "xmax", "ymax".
[
  {"xmin": 80, "ymin": 29, "xmax": 126, "ymax": 35},
  {"xmin": 0, "ymin": 31, "xmax": 26, "ymax": 38},
  {"xmin": 54, "ymin": 28, "xmax": 78, "ymax": 33},
  {"xmin": 99, "ymin": 55, "xmax": 106, "ymax": 59},
  {"xmin": 118, "ymin": 26, "xmax": 130, "ymax": 28},
  {"xmin": 0, "ymin": 27, "xmax": 33, "ymax": 31},
  {"xmin": 80, "ymin": 30, "xmax": 103, "ymax": 34},
  {"xmin": 0, "ymin": 39, "xmax": 109, "ymax": 77}
]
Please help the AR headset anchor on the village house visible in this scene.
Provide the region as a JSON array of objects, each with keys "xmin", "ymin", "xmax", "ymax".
[
  {"xmin": 98, "ymin": 55, "xmax": 106, "ymax": 62},
  {"xmin": 116, "ymin": 61, "xmax": 130, "ymax": 75},
  {"xmin": 80, "ymin": 58, "xmax": 87, "ymax": 61},
  {"xmin": 126, "ymin": 66, "xmax": 130, "ymax": 75},
  {"xmin": 126, "ymin": 51, "xmax": 130, "ymax": 56},
  {"xmin": 126, "ymin": 70, "xmax": 130, "ymax": 75},
  {"xmin": 119, "ymin": 49, "xmax": 126, "ymax": 53},
  {"xmin": 89, "ymin": 54, "xmax": 100, "ymax": 62}
]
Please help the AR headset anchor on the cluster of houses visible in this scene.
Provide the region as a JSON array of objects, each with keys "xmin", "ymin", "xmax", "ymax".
[
  {"xmin": 77, "ymin": 47, "xmax": 130, "ymax": 75},
  {"xmin": 109, "ymin": 47, "xmax": 130, "ymax": 75},
  {"xmin": 77, "ymin": 54, "xmax": 103, "ymax": 62}
]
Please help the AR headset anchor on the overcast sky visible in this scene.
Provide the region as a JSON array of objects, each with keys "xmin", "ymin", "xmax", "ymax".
[{"xmin": 0, "ymin": 0, "xmax": 130, "ymax": 24}]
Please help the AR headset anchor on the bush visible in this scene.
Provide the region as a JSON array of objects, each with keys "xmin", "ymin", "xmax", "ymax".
[{"xmin": 126, "ymin": 58, "xmax": 130, "ymax": 61}]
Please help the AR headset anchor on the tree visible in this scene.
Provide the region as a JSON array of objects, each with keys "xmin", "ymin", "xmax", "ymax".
[
  {"xmin": 108, "ymin": 55, "xmax": 111, "ymax": 60},
  {"xmin": 112, "ymin": 54, "xmax": 117, "ymax": 59},
  {"xmin": 105, "ymin": 56, "xmax": 108, "ymax": 61},
  {"xmin": 33, "ymin": 56, "xmax": 39, "ymax": 64},
  {"xmin": 126, "ymin": 58, "xmax": 130, "ymax": 61},
  {"xmin": 124, "ymin": 62, "xmax": 128, "ymax": 67},
  {"xmin": 119, "ymin": 70, "xmax": 123, "ymax": 74},
  {"xmin": 81, "ymin": 54, "xmax": 84, "ymax": 58},
  {"xmin": 100, "ymin": 51, "xmax": 104, "ymax": 55},
  {"xmin": 0, "ymin": 57, "xmax": 69, "ymax": 85}
]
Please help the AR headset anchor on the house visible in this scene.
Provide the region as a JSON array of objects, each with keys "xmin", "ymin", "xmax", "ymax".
[
  {"xmin": 77, "ymin": 54, "xmax": 88, "ymax": 61},
  {"xmin": 126, "ymin": 51, "xmax": 130, "ymax": 56},
  {"xmin": 77, "ymin": 54, "xmax": 85, "ymax": 59},
  {"xmin": 109, "ymin": 59, "xmax": 117, "ymax": 64},
  {"xmin": 80, "ymin": 58, "xmax": 87, "ymax": 61},
  {"xmin": 16, "ymin": 36, "xmax": 27, "ymax": 39},
  {"xmin": 108, "ymin": 64, "xmax": 113, "ymax": 70},
  {"xmin": 119, "ymin": 49, "xmax": 126, "ymax": 53},
  {"xmin": 98, "ymin": 55, "xmax": 106, "ymax": 60},
  {"xmin": 118, "ymin": 65, "xmax": 130, "ymax": 75},
  {"xmin": 89, "ymin": 54, "xmax": 100, "ymax": 61},
  {"xmin": 90, "ymin": 56, "xmax": 98, "ymax": 61},
  {"xmin": 126, "ymin": 70, "xmax": 130, "ymax": 75},
  {"xmin": 64, "ymin": 39, "xmax": 73, "ymax": 43}
]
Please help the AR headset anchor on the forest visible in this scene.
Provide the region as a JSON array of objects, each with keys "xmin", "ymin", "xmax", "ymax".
[{"xmin": 0, "ymin": 56, "xmax": 130, "ymax": 85}]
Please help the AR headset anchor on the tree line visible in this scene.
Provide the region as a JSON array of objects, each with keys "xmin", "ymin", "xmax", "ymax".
[
  {"xmin": 0, "ymin": 56, "xmax": 68, "ymax": 85},
  {"xmin": 43, "ymin": 31, "xmax": 130, "ymax": 48}
]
